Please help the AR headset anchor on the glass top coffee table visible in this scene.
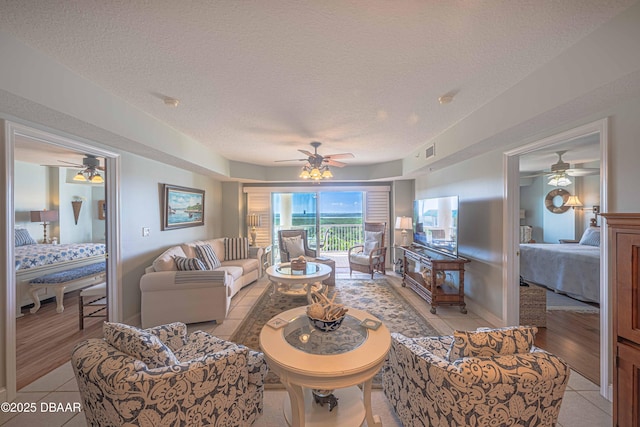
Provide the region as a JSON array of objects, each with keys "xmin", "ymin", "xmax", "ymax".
[
  {"xmin": 266, "ymin": 262, "xmax": 332, "ymax": 303},
  {"xmin": 259, "ymin": 306, "xmax": 391, "ymax": 427}
]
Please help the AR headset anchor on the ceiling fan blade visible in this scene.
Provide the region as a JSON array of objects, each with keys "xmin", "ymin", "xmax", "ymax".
[
  {"xmin": 520, "ymin": 172, "xmax": 545, "ymax": 178},
  {"xmin": 298, "ymin": 149, "xmax": 314, "ymax": 157},
  {"xmin": 274, "ymin": 158, "xmax": 307, "ymax": 163},
  {"xmin": 325, "ymin": 159, "xmax": 347, "ymax": 167},
  {"xmin": 324, "ymin": 153, "xmax": 355, "ymax": 160},
  {"xmin": 566, "ymin": 168, "xmax": 599, "ymax": 177},
  {"xmin": 56, "ymin": 160, "xmax": 85, "ymax": 167}
]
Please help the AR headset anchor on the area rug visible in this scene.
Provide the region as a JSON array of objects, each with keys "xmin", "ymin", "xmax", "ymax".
[
  {"xmin": 546, "ymin": 290, "xmax": 600, "ymax": 313},
  {"xmin": 230, "ymin": 277, "xmax": 439, "ymax": 388}
]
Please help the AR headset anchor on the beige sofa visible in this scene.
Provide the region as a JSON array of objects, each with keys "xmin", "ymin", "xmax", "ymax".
[{"xmin": 140, "ymin": 238, "xmax": 263, "ymax": 328}]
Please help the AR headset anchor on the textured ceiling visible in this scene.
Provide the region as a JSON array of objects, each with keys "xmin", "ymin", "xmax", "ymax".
[{"xmin": 0, "ymin": 0, "xmax": 634, "ymax": 167}]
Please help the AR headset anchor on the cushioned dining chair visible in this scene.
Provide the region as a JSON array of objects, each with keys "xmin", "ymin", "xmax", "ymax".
[
  {"xmin": 72, "ymin": 322, "xmax": 268, "ymax": 426},
  {"xmin": 278, "ymin": 229, "xmax": 316, "ymax": 262},
  {"xmin": 383, "ymin": 326, "xmax": 570, "ymax": 427},
  {"xmin": 348, "ymin": 222, "xmax": 387, "ymax": 278}
]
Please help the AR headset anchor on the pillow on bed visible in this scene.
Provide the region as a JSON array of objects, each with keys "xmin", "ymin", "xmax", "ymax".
[
  {"xmin": 579, "ymin": 227, "xmax": 600, "ymax": 247},
  {"xmin": 15, "ymin": 228, "xmax": 37, "ymax": 246}
]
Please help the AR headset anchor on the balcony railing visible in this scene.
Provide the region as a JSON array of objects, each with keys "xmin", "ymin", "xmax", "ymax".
[{"xmin": 273, "ymin": 224, "xmax": 364, "ymax": 258}]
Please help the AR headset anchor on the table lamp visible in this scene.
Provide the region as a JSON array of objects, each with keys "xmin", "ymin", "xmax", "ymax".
[
  {"xmin": 247, "ymin": 214, "xmax": 261, "ymax": 246},
  {"xmin": 30, "ymin": 209, "xmax": 59, "ymax": 243},
  {"xmin": 395, "ymin": 216, "xmax": 413, "ymax": 246}
]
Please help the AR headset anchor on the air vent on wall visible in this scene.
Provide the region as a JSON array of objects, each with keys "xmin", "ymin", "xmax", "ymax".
[{"xmin": 425, "ymin": 144, "xmax": 436, "ymax": 160}]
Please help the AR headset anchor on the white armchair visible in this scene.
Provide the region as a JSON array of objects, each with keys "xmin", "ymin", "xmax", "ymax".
[{"xmin": 72, "ymin": 322, "xmax": 268, "ymax": 426}]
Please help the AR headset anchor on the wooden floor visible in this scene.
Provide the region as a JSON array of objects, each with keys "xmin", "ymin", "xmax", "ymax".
[
  {"xmin": 16, "ymin": 290, "xmax": 104, "ymax": 390},
  {"xmin": 535, "ymin": 310, "xmax": 600, "ymax": 385}
]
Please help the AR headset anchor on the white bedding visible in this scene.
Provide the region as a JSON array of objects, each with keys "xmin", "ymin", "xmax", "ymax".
[
  {"xmin": 15, "ymin": 243, "xmax": 107, "ymax": 270},
  {"xmin": 519, "ymin": 243, "xmax": 600, "ymax": 303}
]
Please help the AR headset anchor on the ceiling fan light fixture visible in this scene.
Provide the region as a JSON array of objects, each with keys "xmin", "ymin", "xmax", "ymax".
[
  {"xmin": 300, "ymin": 168, "xmax": 310, "ymax": 179},
  {"xmin": 548, "ymin": 174, "xmax": 571, "ymax": 187},
  {"xmin": 321, "ymin": 168, "xmax": 333, "ymax": 179}
]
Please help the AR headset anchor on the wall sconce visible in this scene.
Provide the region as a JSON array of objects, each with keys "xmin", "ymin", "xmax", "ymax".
[
  {"xmin": 30, "ymin": 209, "xmax": 59, "ymax": 243},
  {"xmin": 395, "ymin": 216, "xmax": 413, "ymax": 246},
  {"xmin": 71, "ymin": 200, "xmax": 83, "ymax": 225},
  {"xmin": 247, "ymin": 213, "xmax": 261, "ymax": 246},
  {"xmin": 564, "ymin": 195, "xmax": 583, "ymax": 210}
]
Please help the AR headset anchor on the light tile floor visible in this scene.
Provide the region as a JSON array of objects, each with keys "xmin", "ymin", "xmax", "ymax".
[{"xmin": 1, "ymin": 272, "xmax": 611, "ymax": 426}]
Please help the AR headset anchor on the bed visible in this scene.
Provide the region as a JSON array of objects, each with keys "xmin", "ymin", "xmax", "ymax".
[
  {"xmin": 15, "ymin": 241, "xmax": 107, "ymax": 315},
  {"xmin": 519, "ymin": 227, "xmax": 601, "ymax": 303}
]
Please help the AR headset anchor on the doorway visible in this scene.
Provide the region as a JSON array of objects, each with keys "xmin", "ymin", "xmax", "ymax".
[
  {"xmin": 3, "ymin": 121, "xmax": 121, "ymax": 401},
  {"xmin": 503, "ymin": 118, "xmax": 610, "ymax": 399}
]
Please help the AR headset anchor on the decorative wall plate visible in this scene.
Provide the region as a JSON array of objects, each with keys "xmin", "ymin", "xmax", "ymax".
[{"xmin": 545, "ymin": 188, "xmax": 570, "ymax": 213}]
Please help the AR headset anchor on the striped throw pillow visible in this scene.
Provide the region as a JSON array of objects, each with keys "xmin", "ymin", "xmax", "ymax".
[
  {"xmin": 173, "ymin": 256, "xmax": 206, "ymax": 271},
  {"xmin": 195, "ymin": 244, "xmax": 221, "ymax": 269},
  {"xmin": 224, "ymin": 237, "xmax": 249, "ymax": 260},
  {"xmin": 15, "ymin": 228, "xmax": 37, "ymax": 246}
]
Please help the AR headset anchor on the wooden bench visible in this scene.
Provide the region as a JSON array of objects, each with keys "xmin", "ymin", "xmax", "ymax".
[{"xmin": 29, "ymin": 261, "xmax": 106, "ymax": 314}]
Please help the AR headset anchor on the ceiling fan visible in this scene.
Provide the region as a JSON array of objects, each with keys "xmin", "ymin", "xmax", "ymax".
[
  {"xmin": 522, "ymin": 150, "xmax": 599, "ymax": 179},
  {"xmin": 43, "ymin": 155, "xmax": 105, "ymax": 183},
  {"xmin": 275, "ymin": 141, "xmax": 354, "ymax": 180},
  {"xmin": 275, "ymin": 141, "xmax": 355, "ymax": 167},
  {"xmin": 43, "ymin": 154, "xmax": 105, "ymax": 170}
]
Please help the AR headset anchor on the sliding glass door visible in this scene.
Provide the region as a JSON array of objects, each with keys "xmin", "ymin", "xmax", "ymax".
[{"xmin": 272, "ymin": 191, "xmax": 363, "ymax": 262}]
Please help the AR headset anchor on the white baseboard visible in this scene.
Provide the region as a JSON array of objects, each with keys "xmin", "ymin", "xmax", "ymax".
[{"xmin": 464, "ymin": 297, "xmax": 505, "ymax": 327}]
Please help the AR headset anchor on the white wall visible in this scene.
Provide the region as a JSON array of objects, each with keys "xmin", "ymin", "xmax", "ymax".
[
  {"xmin": 118, "ymin": 152, "xmax": 222, "ymax": 320},
  {"xmin": 415, "ymin": 150, "xmax": 505, "ymax": 321},
  {"xmin": 520, "ymin": 176, "xmax": 544, "ymax": 243},
  {"xmin": 542, "ymin": 182, "xmax": 577, "ymax": 244},
  {"xmin": 13, "ymin": 161, "xmax": 52, "ymax": 242}
]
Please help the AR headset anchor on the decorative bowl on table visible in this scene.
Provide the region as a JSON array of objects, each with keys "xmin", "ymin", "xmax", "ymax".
[
  {"xmin": 306, "ymin": 289, "xmax": 348, "ymax": 332},
  {"xmin": 307, "ymin": 314, "xmax": 345, "ymax": 332},
  {"xmin": 290, "ymin": 256, "xmax": 307, "ymax": 272}
]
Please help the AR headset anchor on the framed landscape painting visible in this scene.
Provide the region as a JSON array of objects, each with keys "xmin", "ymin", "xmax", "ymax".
[{"xmin": 162, "ymin": 184, "xmax": 205, "ymax": 230}]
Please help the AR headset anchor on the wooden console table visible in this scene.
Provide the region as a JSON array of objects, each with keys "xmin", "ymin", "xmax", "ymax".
[{"xmin": 400, "ymin": 246, "xmax": 469, "ymax": 314}]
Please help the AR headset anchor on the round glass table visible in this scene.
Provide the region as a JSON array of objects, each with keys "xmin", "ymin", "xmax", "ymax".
[
  {"xmin": 266, "ymin": 262, "xmax": 332, "ymax": 303},
  {"xmin": 259, "ymin": 306, "xmax": 391, "ymax": 427}
]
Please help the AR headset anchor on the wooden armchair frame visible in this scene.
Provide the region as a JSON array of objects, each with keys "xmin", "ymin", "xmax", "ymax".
[{"xmin": 348, "ymin": 222, "xmax": 387, "ymax": 278}]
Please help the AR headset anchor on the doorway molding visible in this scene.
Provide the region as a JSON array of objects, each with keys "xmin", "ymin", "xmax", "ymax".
[
  {"xmin": 3, "ymin": 121, "xmax": 121, "ymax": 401},
  {"xmin": 503, "ymin": 118, "xmax": 609, "ymax": 399}
]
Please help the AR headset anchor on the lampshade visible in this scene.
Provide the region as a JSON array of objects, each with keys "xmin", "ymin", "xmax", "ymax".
[
  {"xmin": 73, "ymin": 171, "xmax": 87, "ymax": 181},
  {"xmin": 30, "ymin": 210, "xmax": 59, "ymax": 223},
  {"xmin": 247, "ymin": 214, "xmax": 261, "ymax": 227},
  {"xmin": 395, "ymin": 216, "xmax": 413, "ymax": 230},
  {"xmin": 90, "ymin": 173, "xmax": 104, "ymax": 183},
  {"xmin": 565, "ymin": 195, "xmax": 583, "ymax": 208}
]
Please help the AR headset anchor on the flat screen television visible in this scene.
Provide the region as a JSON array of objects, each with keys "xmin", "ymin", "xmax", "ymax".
[{"xmin": 413, "ymin": 196, "xmax": 459, "ymax": 256}]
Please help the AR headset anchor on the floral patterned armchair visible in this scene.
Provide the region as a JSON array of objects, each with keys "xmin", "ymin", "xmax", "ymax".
[
  {"xmin": 383, "ymin": 327, "xmax": 570, "ymax": 427},
  {"xmin": 71, "ymin": 322, "xmax": 268, "ymax": 426}
]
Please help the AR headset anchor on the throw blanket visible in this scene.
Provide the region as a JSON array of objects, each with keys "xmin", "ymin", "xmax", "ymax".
[{"xmin": 520, "ymin": 243, "xmax": 599, "ymax": 303}]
